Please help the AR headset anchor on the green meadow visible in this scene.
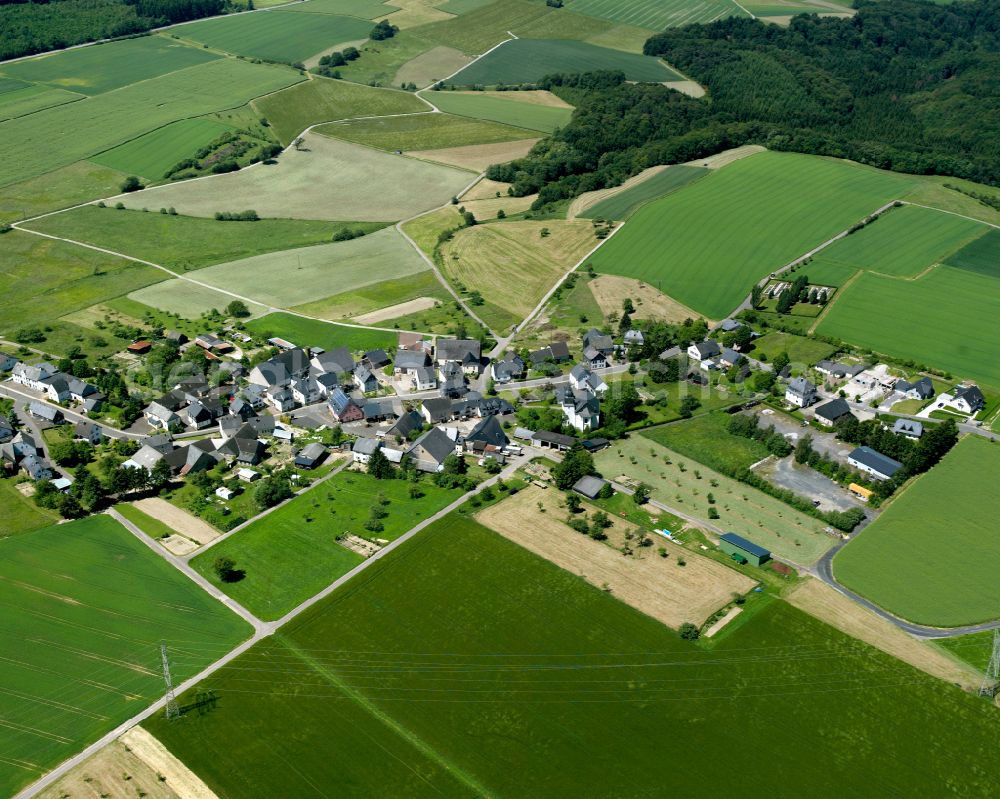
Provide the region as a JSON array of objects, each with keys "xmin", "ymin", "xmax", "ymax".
[
  {"xmin": 579, "ymin": 164, "xmax": 707, "ymax": 220},
  {"xmin": 245, "ymin": 312, "xmax": 397, "ymax": 350},
  {"xmin": 89, "ymin": 117, "xmax": 235, "ymax": 180},
  {"xmin": 428, "ymin": 90, "xmax": 572, "ymax": 132}
]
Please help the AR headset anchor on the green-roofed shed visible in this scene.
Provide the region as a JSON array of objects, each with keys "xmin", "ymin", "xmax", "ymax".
[{"xmin": 719, "ymin": 532, "xmax": 771, "ymax": 566}]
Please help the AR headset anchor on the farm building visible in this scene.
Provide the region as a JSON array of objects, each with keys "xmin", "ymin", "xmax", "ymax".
[
  {"xmin": 531, "ymin": 430, "xmax": 576, "ymax": 451},
  {"xmin": 814, "ymin": 398, "xmax": 854, "ymax": 427},
  {"xmin": 294, "ymin": 442, "xmax": 327, "ymax": 469},
  {"xmin": 572, "ymin": 475, "xmax": 607, "ymax": 499},
  {"xmin": 29, "ymin": 402, "xmax": 63, "ymax": 424},
  {"xmin": 719, "ymin": 532, "xmax": 771, "ymax": 566},
  {"xmin": 352, "ymin": 437, "xmax": 380, "ymax": 464},
  {"xmin": 847, "ymin": 446, "xmax": 903, "ymax": 481}
]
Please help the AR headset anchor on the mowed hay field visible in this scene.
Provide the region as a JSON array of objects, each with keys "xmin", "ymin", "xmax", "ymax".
[
  {"xmin": 441, "ymin": 220, "xmax": 598, "ymax": 329},
  {"xmin": 595, "ymin": 437, "xmax": 836, "ymax": 564},
  {"xmin": 316, "ymin": 111, "xmax": 534, "ymax": 151},
  {"xmin": 570, "ymin": 0, "xmax": 746, "ymax": 27},
  {"xmin": 408, "ymin": 137, "xmax": 539, "ymax": 171},
  {"xmin": 148, "ymin": 514, "xmax": 1000, "ymax": 798},
  {"xmin": 0, "ymin": 161, "xmax": 126, "ymax": 225},
  {"xmin": 0, "ymin": 516, "xmax": 251, "ymax": 798},
  {"xmin": 445, "ymin": 38, "xmax": 678, "ymax": 86},
  {"xmin": 292, "ymin": 268, "xmax": 447, "ymax": 320},
  {"xmin": 587, "ymin": 151, "xmax": 917, "ymax": 319},
  {"xmin": 128, "ymin": 280, "xmax": 268, "ymax": 319},
  {"xmin": 190, "ymin": 227, "xmax": 427, "ymax": 308},
  {"xmin": 429, "ymin": 90, "xmax": 573, "ymax": 132},
  {"xmin": 815, "ymin": 266, "xmax": 1000, "ymax": 389},
  {"xmin": 121, "ymin": 132, "xmax": 473, "ymax": 221},
  {"xmin": 0, "ymin": 58, "xmax": 302, "ymax": 187},
  {"xmin": 834, "ymin": 436, "xmax": 1000, "ymax": 627}
]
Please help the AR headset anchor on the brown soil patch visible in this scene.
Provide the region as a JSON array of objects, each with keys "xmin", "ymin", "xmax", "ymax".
[
  {"xmin": 569, "ymin": 165, "xmax": 668, "ymax": 220},
  {"xmin": 589, "ymin": 274, "xmax": 705, "ymax": 324},
  {"xmin": 462, "ymin": 177, "xmax": 513, "ymax": 201},
  {"xmin": 379, "ymin": 0, "xmax": 453, "ymax": 28},
  {"xmin": 785, "ymin": 579, "xmax": 981, "ymax": 690},
  {"xmin": 16, "ymin": 481, "xmax": 35, "ymax": 497},
  {"xmin": 394, "ymin": 45, "xmax": 472, "ymax": 88},
  {"xmin": 133, "ymin": 498, "xmax": 219, "ymax": 545},
  {"xmin": 351, "ymin": 296, "xmax": 439, "ymax": 324},
  {"xmin": 664, "ymin": 80, "xmax": 705, "ymax": 98},
  {"xmin": 476, "ymin": 485, "xmax": 755, "ymax": 628},
  {"xmin": 161, "ymin": 534, "xmax": 199, "ymax": 557},
  {"xmin": 460, "ymin": 90, "xmax": 573, "ymax": 109},
  {"xmin": 408, "ymin": 138, "xmax": 539, "ymax": 172},
  {"xmin": 687, "ymin": 144, "xmax": 766, "ymax": 169}
]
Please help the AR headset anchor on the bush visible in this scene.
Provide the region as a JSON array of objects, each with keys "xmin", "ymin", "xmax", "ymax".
[
  {"xmin": 678, "ymin": 622, "xmax": 699, "ymax": 640},
  {"xmin": 120, "ymin": 175, "xmax": 143, "ymax": 193},
  {"xmin": 214, "ymin": 210, "xmax": 259, "ymax": 222}
]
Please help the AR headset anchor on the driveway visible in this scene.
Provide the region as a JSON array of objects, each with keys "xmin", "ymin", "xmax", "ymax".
[
  {"xmin": 755, "ymin": 456, "xmax": 866, "ymax": 513},
  {"xmin": 754, "ymin": 409, "xmax": 852, "ymax": 462}
]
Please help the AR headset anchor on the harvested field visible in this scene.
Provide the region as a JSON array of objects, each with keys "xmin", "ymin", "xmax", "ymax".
[
  {"xmin": 569, "ymin": 0, "xmax": 745, "ymax": 28},
  {"xmin": 664, "ymin": 79, "xmax": 705, "ymax": 97},
  {"xmin": 316, "ymin": 111, "xmax": 533, "ymax": 151},
  {"xmin": 380, "ymin": 0, "xmax": 454, "ymax": 27},
  {"xmin": 393, "ymin": 45, "xmax": 471, "ymax": 87},
  {"xmin": 461, "ymin": 176, "xmax": 512, "ymax": 200},
  {"xmin": 694, "ymin": 143, "xmax": 766, "ymax": 169},
  {"xmin": 464, "ymin": 89, "xmax": 572, "ymax": 108},
  {"xmin": 408, "ymin": 137, "xmax": 539, "ymax": 171},
  {"xmin": 589, "ymin": 274, "xmax": 704, "ymax": 323},
  {"xmin": 129, "ymin": 280, "xmax": 268, "ymax": 319},
  {"xmin": 133, "ymin": 497, "xmax": 220, "ymax": 545},
  {"xmin": 785, "ymin": 579, "xmax": 980, "ymax": 690},
  {"xmin": 476, "ymin": 485, "xmax": 754, "ymax": 628},
  {"xmin": 409, "ymin": 0, "xmax": 552, "ymax": 53},
  {"xmin": 460, "ymin": 192, "xmax": 536, "ymax": 218},
  {"xmin": 351, "ymin": 296, "xmax": 438, "ymax": 323},
  {"xmin": 119, "ymin": 133, "xmax": 474, "ymax": 222}
]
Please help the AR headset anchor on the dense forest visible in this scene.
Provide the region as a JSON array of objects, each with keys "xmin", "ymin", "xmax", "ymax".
[
  {"xmin": 489, "ymin": 0, "xmax": 1000, "ymax": 205},
  {"xmin": 0, "ymin": 0, "xmax": 239, "ymax": 60}
]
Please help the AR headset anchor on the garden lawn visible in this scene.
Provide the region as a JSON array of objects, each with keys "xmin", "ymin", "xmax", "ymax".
[
  {"xmin": 641, "ymin": 412, "xmax": 771, "ymax": 474},
  {"xmin": 148, "ymin": 514, "xmax": 1000, "ymax": 798},
  {"xmin": 316, "ymin": 111, "xmax": 533, "ymax": 151},
  {"xmin": 834, "ymin": 436, "xmax": 1000, "ymax": 627},
  {"xmin": 569, "ymin": 0, "xmax": 746, "ymax": 27},
  {"xmin": 0, "ymin": 84, "xmax": 82, "ymax": 121},
  {"xmin": 88, "ymin": 118, "xmax": 234, "ymax": 181},
  {"xmin": 587, "ymin": 151, "xmax": 917, "ymax": 319},
  {"xmin": 945, "ymin": 227, "xmax": 1000, "ymax": 279},
  {"xmin": 595, "ymin": 437, "xmax": 835, "ymax": 564},
  {"xmin": 0, "ymin": 35, "xmax": 220, "ymax": 95},
  {"xmin": 445, "ymin": 39, "xmax": 678, "ymax": 86},
  {"xmin": 253, "ymin": 75, "xmax": 427, "ymax": 146},
  {"xmin": 27, "ymin": 206, "xmax": 382, "ymax": 271},
  {"xmin": 429, "ymin": 90, "xmax": 572, "ymax": 132},
  {"xmin": 579, "ymin": 165, "xmax": 707, "ymax": 221},
  {"xmin": 749, "ymin": 331, "xmax": 837, "ymax": 367},
  {"xmin": 245, "ymin": 312, "xmax": 397, "ymax": 351},
  {"xmin": 172, "ymin": 11, "xmax": 372, "ymax": 63},
  {"xmin": 816, "ymin": 266, "xmax": 1000, "ymax": 390},
  {"xmin": 190, "ymin": 471, "xmax": 464, "ymax": 619},
  {"xmin": 0, "ymin": 478, "xmax": 60, "ymax": 537},
  {"xmin": 0, "ymin": 516, "xmax": 251, "ymax": 798}
]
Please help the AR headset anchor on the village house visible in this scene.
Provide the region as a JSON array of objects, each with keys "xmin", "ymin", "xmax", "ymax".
[
  {"xmin": 569, "ymin": 364, "xmax": 608, "ymax": 397},
  {"xmin": 354, "ymin": 364, "xmax": 378, "ymax": 394},
  {"xmin": 413, "ymin": 365, "xmax": 437, "ymax": 391},
  {"xmin": 464, "ymin": 414, "xmax": 509, "ymax": 454},
  {"xmin": 893, "ymin": 419, "xmax": 923, "ymax": 439},
  {"xmin": 421, "ymin": 397, "xmax": 454, "ymax": 425},
  {"xmin": 294, "ymin": 442, "xmax": 327, "ymax": 469},
  {"xmin": 491, "ymin": 354, "xmax": 525, "ymax": 384},
  {"xmin": 528, "ymin": 342, "xmax": 571, "ymax": 368},
  {"xmin": 29, "ymin": 401, "xmax": 63, "ymax": 424},
  {"xmin": 559, "ymin": 387, "xmax": 600, "ymax": 432},
  {"xmin": 352, "ymin": 436, "xmax": 380, "ymax": 464},
  {"xmin": 266, "ymin": 386, "xmax": 295, "ymax": 413},
  {"xmin": 145, "ymin": 401, "xmax": 181, "ymax": 430},
  {"xmin": 248, "ymin": 348, "xmax": 311, "ymax": 388},
  {"xmin": 394, "ymin": 349, "xmax": 430, "ymax": 377},
  {"xmin": 328, "ymin": 388, "xmax": 364, "ymax": 423},
  {"xmin": 946, "ymin": 384, "xmax": 985, "ymax": 415},
  {"xmin": 436, "ymin": 339, "xmax": 481, "ymax": 375},
  {"xmin": 11, "ymin": 362, "xmax": 58, "ymax": 392},
  {"xmin": 363, "ymin": 349, "xmax": 391, "ymax": 370},
  {"xmin": 407, "ymin": 427, "xmax": 456, "ymax": 472},
  {"xmin": 894, "ymin": 376, "xmax": 934, "ymax": 401},
  {"xmin": 785, "ymin": 377, "xmax": 818, "ymax": 408},
  {"xmin": 813, "ymin": 398, "xmax": 854, "ymax": 427},
  {"xmin": 686, "ymin": 340, "xmax": 721, "ymax": 364},
  {"xmin": 290, "ymin": 376, "xmax": 323, "ymax": 406},
  {"xmin": 0, "ymin": 352, "xmax": 19, "ymax": 372},
  {"xmin": 0, "ymin": 415, "xmax": 14, "ymax": 444}
]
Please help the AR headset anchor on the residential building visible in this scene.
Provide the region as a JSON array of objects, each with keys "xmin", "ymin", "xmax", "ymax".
[
  {"xmin": 895, "ymin": 376, "xmax": 934, "ymax": 401},
  {"xmin": 0, "ymin": 352, "xmax": 19, "ymax": 372},
  {"xmin": 352, "ymin": 437, "xmax": 381, "ymax": 464},
  {"xmin": 312, "ymin": 347, "xmax": 355, "ymax": 377},
  {"xmin": 145, "ymin": 401, "xmax": 181, "ymax": 430},
  {"xmin": 354, "ymin": 364, "xmax": 378, "ymax": 393},
  {"xmin": 583, "ymin": 329, "xmax": 614, "ymax": 357},
  {"xmin": 719, "ymin": 347, "xmax": 743, "ymax": 369},
  {"xmin": 848, "ymin": 446, "xmax": 903, "ymax": 481},
  {"xmin": 384, "ymin": 410, "xmax": 423, "ymax": 443},
  {"xmin": 266, "ymin": 386, "xmax": 295, "ymax": 413},
  {"xmin": 421, "ymin": 397, "xmax": 454, "ymax": 425},
  {"xmin": 0, "ymin": 415, "xmax": 13, "ymax": 444},
  {"xmin": 328, "ymin": 388, "xmax": 364, "ymax": 422},
  {"xmin": 687, "ymin": 340, "xmax": 721, "ymax": 362},
  {"xmin": 294, "ymin": 442, "xmax": 327, "ymax": 469},
  {"xmin": 407, "ymin": 427, "xmax": 456, "ymax": 472},
  {"xmin": 813, "ymin": 398, "xmax": 853, "ymax": 427},
  {"xmin": 464, "ymin": 415, "xmax": 508, "ymax": 452},
  {"xmin": 11, "ymin": 362, "xmax": 57, "ymax": 392},
  {"xmin": 582, "ymin": 346, "xmax": 608, "ymax": 370},
  {"xmin": 364, "ymin": 349, "xmax": 391, "ymax": 370},
  {"xmin": 394, "ymin": 349, "xmax": 429, "ymax": 376},
  {"xmin": 248, "ymin": 348, "xmax": 310, "ymax": 388},
  {"xmin": 436, "ymin": 339, "xmax": 481, "ymax": 374},
  {"xmin": 785, "ymin": 377, "xmax": 818, "ymax": 408},
  {"xmin": 491, "ymin": 355, "xmax": 525, "ymax": 383},
  {"xmin": 290, "ymin": 377, "xmax": 323, "ymax": 406},
  {"xmin": 893, "ymin": 419, "xmax": 923, "ymax": 439},
  {"xmin": 413, "ymin": 366, "xmax": 437, "ymax": 391},
  {"xmin": 528, "ymin": 342, "xmax": 571, "ymax": 368},
  {"xmin": 29, "ymin": 401, "xmax": 62, "ymax": 424},
  {"xmin": 559, "ymin": 387, "xmax": 600, "ymax": 432},
  {"xmin": 947, "ymin": 385, "xmax": 985, "ymax": 415},
  {"xmin": 569, "ymin": 364, "xmax": 608, "ymax": 397}
]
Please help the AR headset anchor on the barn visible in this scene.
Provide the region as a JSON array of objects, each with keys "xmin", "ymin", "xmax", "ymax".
[{"xmin": 719, "ymin": 532, "xmax": 771, "ymax": 566}]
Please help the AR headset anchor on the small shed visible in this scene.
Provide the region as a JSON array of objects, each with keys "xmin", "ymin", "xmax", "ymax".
[
  {"xmin": 127, "ymin": 340, "xmax": 152, "ymax": 354},
  {"xmin": 572, "ymin": 475, "xmax": 607, "ymax": 499},
  {"xmin": 215, "ymin": 486, "xmax": 236, "ymax": 501},
  {"xmin": 237, "ymin": 468, "xmax": 260, "ymax": 482},
  {"xmin": 719, "ymin": 532, "xmax": 771, "ymax": 566},
  {"xmin": 848, "ymin": 483, "xmax": 873, "ymax": 501}
]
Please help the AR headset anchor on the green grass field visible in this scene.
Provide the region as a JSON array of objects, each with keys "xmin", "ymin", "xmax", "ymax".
[
  {"xmin": 114, "ymin": 502, "xmax": 179, "ymax": 541},
  {"xmin": 0, "ymin": 161, "xmax": 126, "ymax": 225},
  {"xmin": 937, "ymin": 631, "xmax": 997, "ymax": 673},
  {"xmin": 0, "ymin": 58, "xmax": 302, "ymax": 187},
  {"xmin": 316, "ymin": 111, "xmax": 533, "ymax": 151},
  {"xmin": 579, "ymin": 165, "xmax": 707, "ymax": 220},
  {"xmin": 245, "ymin": 312, "xmax": 397, "ymax": 350},
  {"xmin": 834, "ymin": 436, "xmax": 1000, "ymax": 626},
  {"xmin": 0, "ymin": 478, "xmax": 60, "ymax": 537},
  {"xmin": 27, "ymin": 205, "xmax": 381, "ymax": 271},
  {"xmin": 127, "ymin": 280, "xmax": 267, "ymax": 319},
  {"xmin": 570, "ymin": 0, "xmax": 746, "ymax": 27},
  {"xmin": 191, "ymin": 471, "xmax": 465, "ymax": 620},
  {"xmin": 0, "ymin": 35, "xmax": 220, "ymax": 95},
  {"xmin": 797, "ymin": 257, "xmax": 858, "ymax": 287},
  {"xmin": 749, "ymin": 330, "xmax": 837, "ymax": 366},
  {"xmin": 0, "ymin": 515, "xmax": 251, "ymax": 797},
  {"xmin": 89, "ymin": 117, "xmax": 235, "ymax": 180},
  {"xmin": 810, "ymin": 204, "xmax": 985, "ymax": 278},
  {"xmin": 595, "ymin": 436, "xmax": 835, "ymax": 563},
  {"xmin": 285, "ymin": 0, "xmax": 399, "ymax": 16},
  {"xmin": 292, "ymin": 269, "xmax": 448, "ymax": 319},
  {"xmin": 0, "ymin": 84, "xmax": 82, "ymax": 121},
  {"xmin": 428, "ymin": 90, "xmax": 572, "ymax": 132},
  {"xmin": 411, "ymin": 0, "xmax": 552, "ymax": 53},
  {"xmin": 816, "ymin": 266, "xmax": 1000, "ymax": 389},
  {"xmin": 172, "ymin": 10, "xmax": 372, "ymax": 63},
  {"xmin": 945, "ymin": 227, "xmax": 1000, "ymax": 279},
  {"xmin": 587, "ymin": 152, "xmax": 916, "ymax": 319},
  {"xmin": 149, "ymin": 514, "xmax": 1000, "ymax": 798},
  {"xmin": 446, "ymin": 39, "xmax": 678, "ymax": 86},
  {"xmin": 641, "ymin": 412, "xmax": 771, "ymax": 475}
]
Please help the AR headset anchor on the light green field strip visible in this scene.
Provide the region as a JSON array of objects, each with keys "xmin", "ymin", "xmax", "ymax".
[
  {"xmin": 128, "ymin": 280, "xmax": 269, "ymax": 319},
  {"xmin": 797, "ymin": 257, "xmax": 858, "ymax": 287},
  {"xmin": 284, "ymin": 0, "xmax": 400, "ymax": 16},
  {"xmin": 569, "ymin": 0, "xmax": 746, "ymax": 28},
  {"xmin": 834, "ymin": 436, "xmax": 1000, "ymax": 627},
  {"xmin": 579, "ymin": 165, "xmax": 708, "ymax": 220},
  {"xmin": 187, "ymin": 226, "xmax": 428, "ymax": 308},
  {"xmin": 245, "ymin": 312, "xmax": 397, "ymax": 350},
  {"xmin": 315, "ymin": 111, "xmax": 534, "ymax": 151},
  {"xmin": 0, "ymin": 36, "xmax": 221, "ymax": 95},
  {"xmin": 587, "ymin": 151, "xmax": 917, "ymax": 319},
  {"xmin": 0, "ymin": 84, "xmax": 83, "ymax": 121},
  {"xmin": 120, "ymin": 132, "xmax": 474, "ymax": 221},
  {"xmin": 0, "ymin": 58, "xmax": 303, "ymax": 188},
  {"xmin": 815, "ymin": 265, "xmax": 1000, "ymax": 389},
  {"xmin": 428, "ymin": 90, "xmax": 572, "ymax": 132},
  {"xmin": 89, "ymin": 118, "xmax": 235, "ymax": 181}
]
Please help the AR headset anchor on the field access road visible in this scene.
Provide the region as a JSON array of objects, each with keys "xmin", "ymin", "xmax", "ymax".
[
  {"xmin": 14, "ymin": 457, "xmax": 525, "ymax": 799},
  {"xmin": 0, "ymin": 381, "xmax": 143, "ymax": 440}
]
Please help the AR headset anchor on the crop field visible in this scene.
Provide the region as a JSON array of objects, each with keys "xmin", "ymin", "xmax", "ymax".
[
  {"xmin": 570, "ymin": 0, "xmax": 746, "ymax": 27},
  {"xmin": 446, "ymin": 39, "xmax": 678, "ymax": 86},
  {"xmin": 442, "ymin": 220, "xmax": 597, "ymax": 330},
  {"xmin": 121, "ymin": 132, "xmax": 473, "ymax": 221},
  {"xmin": 292, "ymin": 268, "xmax": 447, "ymax": 319},
  {"xmin": 0, "ymin": 36, "xmax": 220, "ymax": 95},
  {"xmin": 410, "ymin": 0, "xmax": 553, "ymax": 53},
  {"xmin": 393, "ymin": 44, "xmax": 472, "ymax": 87},
  {"xmin": 0, "ymin": 161, "xmax": 126, "ymax": 225},
  {"xmin": 586, "ymin": 152, "xmax": 917, "ymax": 320},
  {"xmin": 285, "ymin": 0, "xmax": 400, "ymax": 16},
  {"xmin": 579, "ymin": 164, "xmax": 708, "ymax": 220},
  {"xmin": 810, "ymin": 205, "xmax": 985, "ymax": 278},
  {"xmin": 191, "ymin": 227, "xmax": 426, "ymax": 308},
  {"xmin": 316, "ymin": 111, "xmax": 532, "ymax": 151},
  {"xmin": 429, "ymin": 90, "xmax": 573, "ymax": 132},
  {"xmin": 191, "ymin": 471, "xmax": 464, "ymax": 620},
  {"xmin": 0, "ymin": 58, "xmax": 302, "ymax": 187},
  {"xmin": 253, "ymin": 77, "xmax": 427, "ymax": 145},
  {"xmin": 938, "ymin": 631, "xmax": 997, "ymax": 673},
  {"xmin": 641, "ymin": 412, "xmax": 771, "ymax": 475},
  {"xmin": 245, "ymin": 312, "xmax": 397, "ymax": 350},
  {"xmin": 89, "ymin": 118, "xmax": 235, "ymax": 181},
  {"xmin": 127, "ymin": 280, "xmax": 267, "ymax": 319},
  {"xmin": 27, "ymin": 205, "xmax": 381, "ymax": 271},
  {"xmin": 0, "ymin": 84, "xmax": 82, "ymax": 121},
  {"xmin": 796, "ymin": 257, "xmax": 858, "ymax": 287},
  {"xmin": 835, "ymin": 437, "xmax": 1000, "ymax": 626},
  {"xmin": 595, "ymin": 437, "xmax": 835, "ymax": 564},
  {"xmin": 150, "ymin": 514, "xmax": 1000, "ymax": 798},
  {"xmin": 816, "ymin": 266, "xmax": 1000, "ymax": 389},
  {"xmin": 409, "ymin": 137, "xmax": 539, "ymax": 171},
  {"xmin": 0, "ymin": 516, "xmax": 251, "ymax": 798},
  {"xmin": 0, "ymin": 478, "xmax": 60, "ymax": 537},
  {"xmin": 945, "ymin": 227, "xmax": 1000, "ymax": 278},
  {"xmin": 0, "ymin": 230, "xmax": 163, "ymax": 336},
  {"xmin": 172, "ymin": 11, "xmax": 372, "ymax": 63}
]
